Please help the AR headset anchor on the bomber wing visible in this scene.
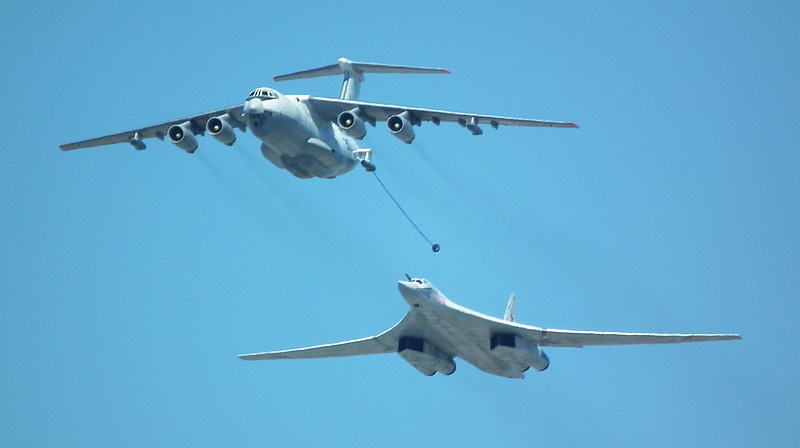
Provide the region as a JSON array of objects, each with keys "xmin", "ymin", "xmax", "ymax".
[
  {"xmin": 459, "ymin": 305, "xmax": 740, "ymax": 348},
  {"xmin": 538, "ymin": 329, "xmax": 741, "ymax": 348},
  {"xmin": 238, "ymin": 315, "xmax": 411, "ymax": 361},
  {"xmin": 238, "ymin": 336, "xmax": 396, "ymax": 360},
  {"xmin": 306, "ymin": 96, "xmax": 578, "ymax": 130},
  {"xmin": 59, "ymin": 105, "xmax": 244, "ymax": 151},
  {"xmin": 465, "ymin": 315, "xmax": 740, "ymax": 348}
]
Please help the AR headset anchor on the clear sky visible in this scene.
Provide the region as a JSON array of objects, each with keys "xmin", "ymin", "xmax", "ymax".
[{"xmin": 2, "ymin": 1, "xmax": 798, "ymax": 446}]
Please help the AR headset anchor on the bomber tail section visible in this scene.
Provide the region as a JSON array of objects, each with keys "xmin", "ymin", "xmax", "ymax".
[
  {"xmin": 274, "ymin": 57, "xmax": 450, "ymax": 100},
  {"xmin": 503, "ymin": 293, "xmax": 517, "ymax": 322}
]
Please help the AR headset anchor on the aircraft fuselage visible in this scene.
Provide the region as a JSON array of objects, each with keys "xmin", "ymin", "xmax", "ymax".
[
  {"xmin": 396, "ymin": 280, "xmax": 544, "ymax": 379},
  {"xmin": 59, "ymin": 58, "xmax": 580, "ymax": 181},
  {"xmin": 243, "ymin": 90, "xmax": 360, "ymax": 179},
  {"xmin": 239, "ymin": 276, "xmax": 739, "ymax": 379}
]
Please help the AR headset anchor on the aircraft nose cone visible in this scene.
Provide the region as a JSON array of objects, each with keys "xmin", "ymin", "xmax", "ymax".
[
  {"xmin": 397, "ymin": 281, "xmax": 418, "ymax": 306},
  {"xmin": 397, "ymin": 280, "xmax": 415, "ymax": 292},
  {"xmin": 243, "ymin": 98, "xmax": 264, "ymax": 115}
]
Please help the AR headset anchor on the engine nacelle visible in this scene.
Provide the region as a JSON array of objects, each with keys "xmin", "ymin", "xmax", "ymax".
[
  {"xmin": 397, "ymin": 336, "xmax": 456, "ymax": 376},
  {"xmin": 337, "ymin": 108, "xmax": 367, "ymax": 139},
  {"xmin": 386, "ymin": 111, "xmax": 416, "ymax": 144},
  {"xmin": 206, "ymin": 114, "xmax": 236, "ymax": 146},
  {"xmin": 168, "ymin": 122, "xmax": 198, "ymax": 153},
  {"xmin": 490, "ymin": 333, "xmax": 550, "ymax": 372}
]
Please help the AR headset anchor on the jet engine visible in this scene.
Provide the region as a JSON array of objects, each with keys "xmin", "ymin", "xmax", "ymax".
[
  {"xmin": 337, "ymin": 108, "xmax": 367, "ymax": 139},
  {"xmin": 167, "ymin": 122, "xmax": 199, "ymax": 153},
  {"xmin": 397, "ymin": 336, "xmax": 456, "ymax": 376},
  {"xmin": 206, "ymin": 114, "xmax": 236, "ymax": 146},
  {"xmin": 386, "ymin": 111, "xmax": 416, "ymax": 144},
  {"xmin": 490, "ymin": 333, "xmax": 550, "ymax": 372}
]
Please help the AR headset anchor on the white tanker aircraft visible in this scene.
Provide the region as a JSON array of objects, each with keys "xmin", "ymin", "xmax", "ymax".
[
  {"xmin": 239, "ymin": 277, "xmax": 740, "ymax": 379},
  {"xmin": 60, "ymin": 58, "xmax": 578, "ymax": 179}
]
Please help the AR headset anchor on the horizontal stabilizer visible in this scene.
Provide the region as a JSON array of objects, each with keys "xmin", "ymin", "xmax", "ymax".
[
  {"xmin": 274, "ymin": 57, "xmax": 449, "ymax": 82},
  {"xmin": 275, "ymin": 58, "xmax": 450, "ymax": 100}
]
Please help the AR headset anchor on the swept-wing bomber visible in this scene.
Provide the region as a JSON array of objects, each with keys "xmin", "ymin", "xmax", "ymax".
[
  {"xmin": 239, "ymin": 277, "xmax": 740, "ymax": 379},
  {"xmin": 60, "ymin": 58, "xmax": 578, "ymax": 179}
]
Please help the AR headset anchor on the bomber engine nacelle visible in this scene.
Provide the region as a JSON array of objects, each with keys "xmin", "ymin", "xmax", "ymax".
[
  {"xmin": 397, "ymin": 336, "xmax": 456, "ymax": 376},
  {"xmin": 337, "ymin": 108, "xmax": 368, "ymax": 140},
  {"xmin": 167, "ymin": 122, "xmax": 199, "ymax": 153},
  {"xmin": 490, "ymin": 333, "xmax": 550, "ymax": 372},
  {"xmin": 386, "ymin": 111, "xmax": 416, "ymax": 144},
  {"xmin": 206, "ymin": 114, "xmax": 237, "ymax": 146}
]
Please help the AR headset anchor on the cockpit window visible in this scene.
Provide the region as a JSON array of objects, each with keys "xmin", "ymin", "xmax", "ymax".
[{"xmin": 247, "ymin": 88, "xmax": 278, "ymax": 100}]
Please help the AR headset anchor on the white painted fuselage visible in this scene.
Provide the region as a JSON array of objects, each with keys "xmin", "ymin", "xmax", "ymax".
[
  {"xmin": 395, "ymin": 280, "xmax": 544, "ymax": 378},
  {"xmin": 239, "ymin": 277, "xmax": 740, "ymax": 379}
]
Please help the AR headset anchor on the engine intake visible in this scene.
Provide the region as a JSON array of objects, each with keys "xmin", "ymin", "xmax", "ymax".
[
  {"xmin": 337, "ymin": 108, "xmax": 367, "ymax": 139},
  {"xmin": 386, "ymin": 111, "xmax": 416, "ymax": 144},
  {"xmin": 206, "ymin": 114, "xmax": 236, "ymax": 146},
  {"xmin": 490, "ymin": 333, "xmax": 550, "ymax": 372},
  {"xmin": 397, "ymin": 336, "xmax": 456, "ymax": 376},
  {"xmin": 168, "ymin": 122, "xmax": 198, "ymax": 153}
]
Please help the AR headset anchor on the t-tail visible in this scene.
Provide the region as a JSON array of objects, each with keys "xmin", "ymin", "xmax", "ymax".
[{"xmin": 273, "ymin": 57, "xmax": 450, "ymax": 100}]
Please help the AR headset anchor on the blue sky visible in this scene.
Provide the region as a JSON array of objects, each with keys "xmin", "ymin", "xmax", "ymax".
[{"xmin": 2, "ymin": 1, "xmax": 798, "ymax": 446}]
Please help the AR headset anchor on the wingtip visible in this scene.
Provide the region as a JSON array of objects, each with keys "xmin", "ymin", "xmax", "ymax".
[
  {"xmin": 716, "ymin": 334, "xmax": 742, "ymax": 341},
  {"xmin": 439, "ymin": 68, "xmax": 451, "ymax": 74},
  {"xmin": 568, "ymin": 122, "xmax": 579, "ymax": 129}
]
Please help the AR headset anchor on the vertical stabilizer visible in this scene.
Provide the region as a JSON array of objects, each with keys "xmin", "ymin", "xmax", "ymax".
[
  {"xmin": 273, "ymin": 58, "xmax": 450, "ymax": 101},
  {"xmin": 504, "ymin": 293, "xmax": 517, "ymax": 322}
]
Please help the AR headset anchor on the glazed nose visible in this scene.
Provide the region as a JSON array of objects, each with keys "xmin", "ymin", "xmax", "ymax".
[{"xmin": 243, "ymin": 98, "xmax": 264, "ymax": 115}]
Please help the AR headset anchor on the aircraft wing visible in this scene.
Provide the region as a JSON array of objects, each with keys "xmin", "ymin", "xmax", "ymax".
[
  {"xmin": 538, "ymin": 329, "xmax": 741, "ymax": 348},
  {"xmin": 59, "ymin": 105, "xmax": 244, "ymax": 151},
  {"xmin": 306, "ymin": 96, "xmax": 578, "ymax": 129},
  {"xmin": 238, "ymin": 315, "xmax": 411, "ymax": 361},
  {"xmin": 238, "ymin": 335, "xmax": 397, "ymax": 360}
]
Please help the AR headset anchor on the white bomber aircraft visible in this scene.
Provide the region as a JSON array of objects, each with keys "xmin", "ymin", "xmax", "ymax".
[
  {"xmin": 60, "ymin": 58, "xmax": 578, "ymax": 179},
  {"xmin": 239, "ymin": 277, "xmax": 740, "ymax": 379}
]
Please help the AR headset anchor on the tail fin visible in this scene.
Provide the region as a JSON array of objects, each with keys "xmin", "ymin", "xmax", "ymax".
[
  {"xmin": 273, "ymin": 57, "xmax": 450, "ymax": 100},
  {"xmin": 503, "ymin": 293, "xmax": 517, "ymax": 322}
]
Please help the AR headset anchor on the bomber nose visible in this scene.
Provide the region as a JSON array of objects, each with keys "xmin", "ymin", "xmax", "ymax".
[
  {"xmin": 397, "ymin": 280, "xmax": 415, "ymax": 293},
  {"xmin": 243, "ymin": 98, "xmax": 265, "ymax": 115},
  {"xmin": 397, "ymin": 281, "xmax": 418, "ymax": 306}
]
